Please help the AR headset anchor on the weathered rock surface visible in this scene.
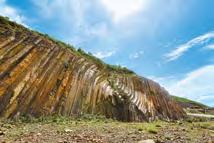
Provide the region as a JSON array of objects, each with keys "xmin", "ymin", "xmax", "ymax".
[{"xmin": 0, "ymin": 16, "xmax": 185, "ymax": 121}]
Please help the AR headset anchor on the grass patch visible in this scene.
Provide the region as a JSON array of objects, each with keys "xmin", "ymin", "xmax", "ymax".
[
  {"xmin": 197, "ymin": 122, "xmax": 214, "ymax": 130},
  {"xmin": 0, "ymin": 16, "xmax": 27, "ymax": 34},
  {"xmin": 126, "ymin": 120, "xmax": 164, "ymax": 134}
]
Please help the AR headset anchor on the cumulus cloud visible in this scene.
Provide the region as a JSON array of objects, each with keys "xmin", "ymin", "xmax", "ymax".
[
  {"xmin": 31, "ymin": 0, "xmax": 112, "ymax": 47},
  {"xmin": 32, "ymin": 0, "xmax": 85, "ymax": 23},
  {"xmin": 0, "ymin": 0, "xmax": 26, "ymax": 26},
  {"xmin": 100, "ymin": 0, "xmax": 148, "ymax": 23},
  {"xmin": 165, "ymin": 31, "xmax": 214, "ymax": 61},
  {"xmin": 93, "ymin": 51, "xmax": 115, "ymax": 59},
  {"xmin": 151, "ymin": 65, "xmax": 214, "ymax": 106}
]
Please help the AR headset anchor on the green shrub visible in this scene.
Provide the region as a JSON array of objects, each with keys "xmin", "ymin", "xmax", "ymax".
[{"xmin": 0, "ymin": 16, "xmax": 10, "ymax": 24}]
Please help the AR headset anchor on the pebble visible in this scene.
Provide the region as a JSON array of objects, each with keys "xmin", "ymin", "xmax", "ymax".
[
  {"xmin": 138, "ymin": 139, "xmax": 155, "ymax": 143},
  {"xmin": 64, "ymin": 129, "xmax": 72, "ymax": 133},
  {"xmin": 37, "ymin": 133, "xmax": 42, "ymax": 136},
  {"xmin": 0, "ymin": 131, "xmax": 5, "ymax": 136}
]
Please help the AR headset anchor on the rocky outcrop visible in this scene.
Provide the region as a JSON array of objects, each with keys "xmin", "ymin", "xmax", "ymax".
[{"xmin": 0, "ymin": 16, "xmax": 185, "ymax": 121}]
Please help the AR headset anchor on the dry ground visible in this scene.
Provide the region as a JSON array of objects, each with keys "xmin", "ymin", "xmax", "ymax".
[{"xmin": 0, "ymin": 115, "xmax": 213, "ymax": 143}]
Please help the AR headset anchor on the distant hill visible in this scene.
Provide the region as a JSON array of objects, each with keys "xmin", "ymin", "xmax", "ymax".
[
  {"xmin": 172, "ymin": 96, "xmax": 208, "ymax": 108},
  {"xmin": 172, "ymin": 96, "xmax": 214, "ymax": 115}
]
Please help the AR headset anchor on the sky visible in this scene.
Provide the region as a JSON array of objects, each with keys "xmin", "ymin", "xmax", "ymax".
[{"xmin": 0, "ymin": 0, "xmax": 214, "ymax": 106}]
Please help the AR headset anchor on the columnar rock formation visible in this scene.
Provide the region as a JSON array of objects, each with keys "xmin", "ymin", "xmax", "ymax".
[{"xmin": 0, "ymin": 16, "xmax": 185, "ymax": 121}]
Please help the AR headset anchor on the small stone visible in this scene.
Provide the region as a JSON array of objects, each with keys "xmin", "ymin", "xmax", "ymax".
[
  {"xmin": 138, "ymin": 139, "xmax": 155, "ymax": 143},
  {"xmin": 165, "ymin": 136, "xmax": 171, "ymax": 140},
  {"xmin": 0, "ymin": 131, "xmax": 5, "ymax": 136},
  {"xmin": 148, "ymin": 129, "xmax": 158, "ymax": 134},
  {"xmin": 64, "ymin": 129, "xmax": 72, "ymax": 133},
  {"xmin": 37, "ymin": 132, "xmax": 42, "ymax": 136},
  {"xmin": 155, "ymin": 139, "xmax": 164, "ymax": 143}
]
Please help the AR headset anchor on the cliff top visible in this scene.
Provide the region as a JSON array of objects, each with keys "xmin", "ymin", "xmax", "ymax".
[{"xmin": 0, "ymin": 16, "xmax": 135, "ymax": 75}]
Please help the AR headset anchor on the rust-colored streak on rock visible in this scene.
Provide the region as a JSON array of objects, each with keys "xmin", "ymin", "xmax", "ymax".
[{"xmin": 0, "ymin": 17, "xmax": 186, "ymax": 121}]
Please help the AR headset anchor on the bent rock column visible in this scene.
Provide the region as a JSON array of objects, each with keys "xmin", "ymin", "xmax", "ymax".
[{"xmin": 0, "ymin": 16, "xmax": 186, "ymax": 121}]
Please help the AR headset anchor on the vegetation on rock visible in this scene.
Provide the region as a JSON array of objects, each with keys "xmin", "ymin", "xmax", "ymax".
[{"xmin": 0, "ymin": 15, "xmax": 185, "ymax": 122}]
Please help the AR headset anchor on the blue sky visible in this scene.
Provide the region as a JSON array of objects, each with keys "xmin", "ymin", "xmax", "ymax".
[{"xmin": 0, "ymin": 0, "xmax": 214, "ymax": 106}]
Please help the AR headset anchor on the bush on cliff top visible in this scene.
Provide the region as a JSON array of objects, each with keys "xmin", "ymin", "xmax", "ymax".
[{"xmin": 77, "ymin": 48, "xmax": 135, "ymax": 74}]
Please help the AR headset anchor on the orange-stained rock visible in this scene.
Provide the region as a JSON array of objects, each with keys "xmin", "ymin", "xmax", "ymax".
[{"xmin": 0, "ymin": 16, "xmax": 186, "ymax": 121}]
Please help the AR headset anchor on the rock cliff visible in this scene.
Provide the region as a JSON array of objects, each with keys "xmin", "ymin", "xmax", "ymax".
[{"xmin": 0, "ymin": 16, "xmax": 185, "ymax": 121}]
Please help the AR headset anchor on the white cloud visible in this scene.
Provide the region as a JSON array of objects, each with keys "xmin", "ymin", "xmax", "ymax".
[
  {"xmin": 204, "ymin": 44, "xmax": 214, "ymax": 50},
  {"xmin": 31, "ymin": 0, "xmax": 86, "ymax": 24},
  {"xmin": 100, "ymin": 0, "xmax": 148, "ymax": 23},
  {"xmin": 129, "ymin": 51, "xmax": 144, "ymax": 59},
  {"xmin": 31, "ymin": 0, "xmax": 111, "ymax": 46},
  {"xmin": 93, "ymin": 51, "xmax": 115, "ymax": 59},
  {"xmin": 151, "ymin": 65, "xmax": 214, "ymax": 106},
  {"xmin": 165, "ymin": 31, "xmax": 214, "ymax": 61},
  {"xmin": 0, "ymin": 0, "xmax": 26, "ymax": 26}
]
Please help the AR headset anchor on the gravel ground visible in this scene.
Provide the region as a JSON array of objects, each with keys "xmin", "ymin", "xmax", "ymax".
[{"xmin": 0, "ymin": 116, "xmax": 213, "ymax": 143}]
